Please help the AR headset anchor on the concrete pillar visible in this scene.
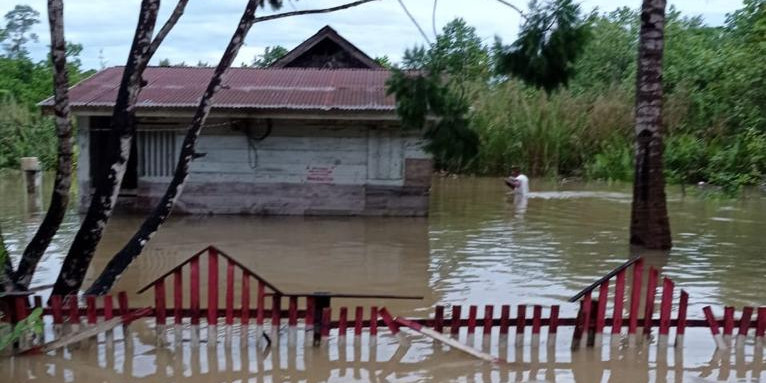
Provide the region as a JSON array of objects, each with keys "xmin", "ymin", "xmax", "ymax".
[
  {"xmin": 76, "ymin": 115, "xmax": 91, "ymax": 212},
  {"xmin": 20, "ymin": 156, "xmax": 43, "ymax": 212}
]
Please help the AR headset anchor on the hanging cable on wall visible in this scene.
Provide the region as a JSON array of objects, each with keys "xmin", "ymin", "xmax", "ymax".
[{"xmin": 236, "ymin": 118, "xmax": 273, "ymax": 169}]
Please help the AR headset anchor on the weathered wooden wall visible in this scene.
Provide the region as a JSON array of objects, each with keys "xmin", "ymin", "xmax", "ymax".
[{"xmin": 77, "ymin": 115, "xmax": 432, "ymax": 216}]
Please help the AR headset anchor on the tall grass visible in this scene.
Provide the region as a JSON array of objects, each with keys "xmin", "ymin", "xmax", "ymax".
[
  {"xmin": 467, "ymin": 80, "xmax": 766, "ymax": 193},
  {"xmin": 469, "ymin": 81, "xmax": 632, "ymax": 178}
]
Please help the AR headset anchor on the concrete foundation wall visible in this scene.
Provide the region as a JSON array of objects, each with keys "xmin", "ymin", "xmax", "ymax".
[{"xmin": 135, "ymin": 181, "xmax": 429, "ymax": 216}]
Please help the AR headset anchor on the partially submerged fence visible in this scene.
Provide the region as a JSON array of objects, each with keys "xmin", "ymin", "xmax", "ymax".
[
  {"xmin": 568, "ymin": 257, "xmax": 766, "ymax": 352},
  {"xmin": 1, "ymin": 291, "xmax": 150, "ymax": 353},
  {"xmin": 2, "ymin": 246, "xmax": 764, "ymax": 359},
  {"xmin": 135, "ymin": 246, "xmax": 423, "ymax": 346},
  {"xmin": 703, "ymin": 306, "xmax": 766, "ymax": 350}
]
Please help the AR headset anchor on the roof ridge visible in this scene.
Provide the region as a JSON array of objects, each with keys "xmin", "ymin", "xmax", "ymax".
[{"xmin": 136, "ymin": 66, "xmax": 391, "ymax": 72}]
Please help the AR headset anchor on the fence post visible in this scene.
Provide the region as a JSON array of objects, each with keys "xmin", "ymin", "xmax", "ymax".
[
  {"xmin": 207, "ymin": 248, "xmax": 219, "ymax": 347},
  {"xmin": 532, "ymin": 305, "xmax": 542, "ymax": 347},
  {"xmin": 595, "ymin": 281, "xmax": 609, "ymax": 347},
  {"xmin": 548, "ymin": 305, "xmax": 559, "ymax": 346},
  {"xmin": 723, "ymin": 306, "xmax": 735, "ymax": 347},
  {"xmin": 611, "ymin": 269, "xmax": 626, "ymax": 346},
  {"xmin": 736, "ymin": 307, "xmax": 754, "ymax": 349},
  {"xmin": 434, "ymin": 305, "xmax": 444, "ymax": 333},
  {"xmin": 312, "ymin": 293, "xmax": 331, "ymax": 346},
  {"xmin": 675, "ymin": 290, "xmax": 688, "ymax": 347},
  {"xmin": 703, "ymin": 306, "xmax": 727, "ymax": 350},
  {"xmin": 642, "ymin": 268, "xmax": 659, "ymax": 339},
  {"xmin": 450, "ymin": 305, "xmax": 461, "ymax": 337},
  {"xmin": 628, "ymin": 259, "xmax": 644, "ymax": 347},
  {"xmin": 516, "ymin": 304, "xmax": 527, "ymax": 347},
  {"xmin": 658, "ymin": 277, "xmax": 674, "ymax": 347}
]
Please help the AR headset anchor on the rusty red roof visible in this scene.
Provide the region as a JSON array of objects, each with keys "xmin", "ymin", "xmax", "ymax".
[{"xmin": 40, "ymin": 66, "xmax": 397, "ymax": 113}]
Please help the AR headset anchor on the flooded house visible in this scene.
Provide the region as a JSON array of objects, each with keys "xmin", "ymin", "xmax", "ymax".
[{"xmin": 43, "ymin": 26, "xmax": 432, "ymax": 216}]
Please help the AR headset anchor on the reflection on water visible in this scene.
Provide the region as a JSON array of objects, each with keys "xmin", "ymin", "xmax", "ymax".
[
  {"xmin": 1, "ymin": 173, "xmax": 765, "ymax": 382},
  {"xmin": 4, "ymin": 324, "xmax": 765, "ymax": 382}
]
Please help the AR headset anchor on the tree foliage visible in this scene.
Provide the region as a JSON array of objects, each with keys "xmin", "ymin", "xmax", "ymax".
[
  {"xmin": 373, "ymin": 55, "xmax": 391, "ymax": 68},
  {"xmin": 0, "ymin": 5, "xmax": 90, "ymax": 171},
  {"xmin": 386, "ymin": 19, "xmax": 485, "ymax": 171},
  {"xmin": 2, "ymin": 5, "xmax": 40, "ymax": 58},
  {"xmin": 494, "ymin": 0, "xmax": 590, "ymax": 93},
  {"xmin": 468, "ymin": 1, "xmax": 766, "ymax": 193},
  {"xmin": 252, "ymin": 45, "xmax": 288, "ymax": 67}
]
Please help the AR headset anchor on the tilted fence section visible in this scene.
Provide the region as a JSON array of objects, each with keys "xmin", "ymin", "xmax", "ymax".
[
  {"xmin": 569, "ymin": 258, "xmax": 691, "ymax": 348},
  {"xmin": 569, "ymin": 258, "xmax": 766, "ymax": 351},
  {"xmin": 703, "ymin": 306, "xmax": 766, "ymax": 351},
  {"xmin": 1, "ymin": 291, "xmax": 149, "ymax": 353}
]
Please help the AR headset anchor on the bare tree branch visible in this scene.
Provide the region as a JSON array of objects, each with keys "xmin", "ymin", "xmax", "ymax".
[
  {"xmin": 396, "ymin": 0, "xmax": 431, "ymax": 45},
  {"xmin": 494, "ymin": 0, "xmax": 525, "ymax": 18},
  {"xmin": 12, "ymin": 0, "xmax": 74, "ymax": 290},
  {"xmin": 143, "ymin": 0, "xmax": 189, "ymax": 68},
  {"xmin": 432, "ymin": 0, "xmax": 438, "ymax": 38},
  {"xmin": 253, "ymin": 0, "xmax": 377, "ymax": 23},
  {"xmin": 86, "ymin": 0, "xmax": 380, "ymax": 295}
]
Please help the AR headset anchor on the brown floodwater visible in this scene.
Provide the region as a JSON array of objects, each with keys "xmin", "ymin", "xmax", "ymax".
[{"xmin": 1, "ymin": 172, "xmax": 764, "ymax": 382}]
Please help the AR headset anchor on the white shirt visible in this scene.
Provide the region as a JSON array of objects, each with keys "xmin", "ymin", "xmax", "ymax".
[{"xmin": 512, "ymin": 174, "xmax": 529, "ymax": 195}]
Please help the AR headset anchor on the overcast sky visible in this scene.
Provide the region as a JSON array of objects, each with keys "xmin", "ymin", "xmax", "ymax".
[{"xmin": 0, "ymin": 0, "xmax": 743, "ymax": 70}]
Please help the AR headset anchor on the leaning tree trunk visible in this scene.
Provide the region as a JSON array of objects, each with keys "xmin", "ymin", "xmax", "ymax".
[
  {"xmin": 629, "ymin": 0, "xmax": 672, "ymax": 250},
  {"xmin": 50, "ymin": 0, "xmax": 161, "ymax": 297},
  {"xmin": 85, "ymin": 0, "xmax": 259, "ymax": 295},
  {"xmin": 1, "ymin": 229, "xmax": 15, "ymax": 292},
  {"xmin": 85, "ymin": 0, "xmax": 379, "ymax": 294},
  {"xmin": 12, "ymin": 0, "xmax": 73, "ymax": 290}
]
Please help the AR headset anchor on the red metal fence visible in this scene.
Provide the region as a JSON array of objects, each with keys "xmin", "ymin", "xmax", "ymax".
[
  {"xmin": 3, "ymin": 246, "xmax": 765, "ymax": 355},
  {"xmin": 569, "ymin": 257, "xmax": 766, "ymax": 351}
]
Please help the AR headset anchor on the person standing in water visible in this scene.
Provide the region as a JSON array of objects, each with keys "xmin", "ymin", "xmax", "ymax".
[{"xmin": 504, "ymin": 166, "xmax": 529, "ymax": 195}]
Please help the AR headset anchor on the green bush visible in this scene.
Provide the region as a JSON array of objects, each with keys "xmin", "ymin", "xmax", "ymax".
[
  {"xmin": 705, "ymin": 129, "xmax": 766, "ymax": 193},
  {"xmin": 585, "ymin": 140, "xmax": 633, "ymax": 181},
  {"xmin": 664, "ymin": 133, "xmax": 708, "ymax": 184},
  {"xmin": 0, "ymin": 96, "xmax": 57, "ymax": 170}
]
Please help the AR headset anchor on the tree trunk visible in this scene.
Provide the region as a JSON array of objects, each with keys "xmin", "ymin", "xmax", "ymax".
[
  {"xmin": 1, "ymin": 229, "xmax": 15, "ymax": 293},
  {"xmin": 629, "ymin": 0, "xmax": 672, "ymax": 250},
  {"xmin": 85, "ymin": 0, "xmax": 380, "ymax": 295},
  {"xmin": 12, "ymin": 0, "xmax": 73, "ymax": 290},
  {"xmin": 85, "ymin": 0, "xmax": 259, "ymax": 295},
  {"xmin": 50, "ymin": 0, "xmax": 161, "ymax": 297}
]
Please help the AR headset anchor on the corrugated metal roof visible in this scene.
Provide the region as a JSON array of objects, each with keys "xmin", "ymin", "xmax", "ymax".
[{"xmin": 40, "ymin": 66, "xmax": 397, "ymax": 113}]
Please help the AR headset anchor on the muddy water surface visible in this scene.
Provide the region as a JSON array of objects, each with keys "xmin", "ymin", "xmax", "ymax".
[{"xmin": 1, "ymin": 173, "xmax": 765, "ymax": 382}]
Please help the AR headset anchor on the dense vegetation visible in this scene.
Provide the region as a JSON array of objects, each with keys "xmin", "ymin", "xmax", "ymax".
[
  {"xmin": 0, "ymin": 5, "xmax": 92, "ymax": 170},
  {"xmin": 1, "ymin": 1, "xmax": 764, "ymax": 194},
  {"xmin": 390, "ymin": 1, "xmax": 766, "ymax": 193}
]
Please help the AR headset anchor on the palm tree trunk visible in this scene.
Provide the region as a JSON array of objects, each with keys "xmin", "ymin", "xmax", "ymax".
[
  {"xmin": 12, "ymin": 0, "xmax": 73, "ymax": 290},
  {"xmin": 629, "ymin": 0, "xmax": 672, "ymax": 250}
]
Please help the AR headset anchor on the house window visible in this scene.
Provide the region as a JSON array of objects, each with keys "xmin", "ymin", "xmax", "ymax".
[{"xmin": 138, "ymin": 130, "xmax": 177, "ymax": 178}]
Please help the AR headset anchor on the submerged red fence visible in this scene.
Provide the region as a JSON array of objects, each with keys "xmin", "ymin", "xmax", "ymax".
[
  {"xmin": 2, "ymin": 291, "xmax": 148, "ymax": 353},
  {"xmin": 569, "ymin": 258, "xmax": 766, "ymax": 351},
  {"xmin": 3, "ymin": 246, "xmax": 764, "ymax": 355}
]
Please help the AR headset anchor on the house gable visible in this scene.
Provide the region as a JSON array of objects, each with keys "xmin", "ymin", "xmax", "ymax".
[{"xmin": 270, "ymin": 25, "xmax": 382, "ymax": 69}]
